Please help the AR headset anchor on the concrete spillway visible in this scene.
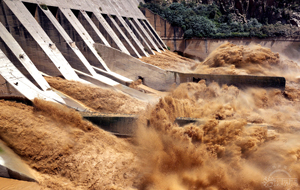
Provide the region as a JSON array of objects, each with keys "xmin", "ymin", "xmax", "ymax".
[
  {"xmin": 0, "ymin": 0, "xmax": 289, "ymax": 184},
  {"xmin": 0, "ymin": 0, "xmax": 284, "ymax": 104},
  {"xmin": 0, "ymin": 140, "xmax": 36, "ymax": 182},
  {"xmin": 0, "ymin": 0, "xmax": 170, "ymax": 182},
  {"xmin": 0, "ymin": 0, "xmax": 168, "ymax": 104}
]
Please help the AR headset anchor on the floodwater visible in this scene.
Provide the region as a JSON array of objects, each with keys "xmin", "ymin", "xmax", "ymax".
[
  {"xmin": 0, "ymin": 177, "xmax": 41, "ymax": 190},
  {"xmin": 1, "ymin": 42, "xmax": 300, "ymax": 190}
]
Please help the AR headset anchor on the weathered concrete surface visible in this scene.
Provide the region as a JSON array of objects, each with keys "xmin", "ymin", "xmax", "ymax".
[
  {"xmin": 115, "ymin": 15, "xmax": 149, "ymax": 57},
  {"xmin": 0, "ymin": 23, "xmax": 66, "ymax": 103},
  {"xmin": 92, "ymin": 66, "xmax": 132, "ymax": 85},
  {"xmin": 2, "ymin": 0, "xmax": 80, "ymax": 81},
  {"xmin": 0, "ymin": 22, "xmax": 50, "ymax": 91},
  {"xmin": 74, "ymin": 69, "xmax": 119, "ymax": 87},
  {"xmin": 94, "ymin": 43, "xmax": 177, "ymax": 91},
  {"xmin": 179, "ymin": 73, "xmax": 286, "ymax": 90},
  {"xmin": 0, "ymin": 140, "xmax": 36, "ymax": 182},
  {"xmin": 59, "ymin": 7, "xmax": 110, "ymax": 71},
  {"xmin": 125, "ymin": 18, "xmax": 155, "ymax": 55},
  {"xmin": 132, "ymin": 17, "xmax": 161, "ymax": 53},
  {"xmin": 0, "ymin": 0, "xmax": 171, "ymax": 104},
  {"xmin": 104, "ymin": 14, "xmax": 141, "ymax": 58},
  {"xmin": 142, "ymin": 8, "xmax": 184, "ymax": 40},
  {"xmin": 0, "ymin": 49, "xmax": 62, "ymax": 102},
  {"xmin": 79, "ymin": 10, "xmax": 111, "ymax": 47},
  {"xmin": 91, "ymin": 12, "xmax": 131, "ymax": 54},
  {"xmin": 0, "ymin": 74, "xmax": 23, "ymax": 98},
  {"xmin": 37, "ymin": 6, "xmax": 132, "ymax": 87},
  {"xmin": 140, "ymin": 19, "xmax": 165, "ymax": 51},
  {"xmin": 37, "ymin": 5, "xmax": 95, "ymax": 75},
  {"xmin": 81, "ymin": 112, "xmax": 138, "ymax": 136},
  {"xmin": 144, "ymin": 19, "xmax": 167, "ymax": 49},
  {"xmin": 9, "ymin": 0, "xmax": 144, "ymax": 19}
]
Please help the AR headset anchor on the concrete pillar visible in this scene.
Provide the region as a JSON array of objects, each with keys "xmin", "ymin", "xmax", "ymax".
[
  {"xmin": 0, "ymin": 49, "xmax": 58, "ymax": 102},
  {"xmin": 0, "ymin": 31, "xmax": 43, "ymax": 91},
  {"xmin": 125, "ymin": 17, "xmax": 154, "ymax": 55},
  {"xmin": 141, "ymin": 19, "xmax": 165, "ymax": 50},
  {"xmin": 2, "ymin": 0, "xmax": 80, "ymax": 81},
  {"xmin": 37, "ymin": 6, "xmax": 130, "ymax": 87},
  {"xmin": 0, "ymin": 74, "xmax": 22, "ymax": 97},
  {"xmin": 57, "ymin": 7, "xmax": 110, "ymax": 71},
  {"xmin": 0, "ymin": 22, "xmax": 64, "ymax": 103},
  {"xmin": 103, "ymin": 14, "xmax": 141, "ymax": 58},
  {"xmin": 132, "ymin": 17, "xmax": 161, "ymax": 53},
  {"xmin": 36, "ymin": 5, "xmax": 95, "ymax": 76},
  {"xmin": 78, "ymin": 10, "xmax": 110, "ymax": 47},
  {"xmin": 91, "ymin": 11, "xmax": 130, "ymax": 55},
  {"xmin": 115, "ymin": 15, "xmax": 149, "ymax": 57},
  {"xmin": 141, "ymin": 13, "xmax": 168, "ymax": 49},
  {"xmin": 0, "ymin": 140, "xmax": 37, "ymax": 182},
  {"xmin": 148, "ymin": 18, "xmax": 168, "ymax": 49}
]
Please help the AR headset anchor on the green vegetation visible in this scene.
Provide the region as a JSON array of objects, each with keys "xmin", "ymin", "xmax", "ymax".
[
  {"xmin": 0, "ymin": 147, "xmax": 3, "ymax": 153},
  {"xmin": 140, "ymin": 2, "xmax": 300, "ymax": 39},
  {"xmin": 40, "ymin": 4, "xmax": 48, "ymax": 10}
]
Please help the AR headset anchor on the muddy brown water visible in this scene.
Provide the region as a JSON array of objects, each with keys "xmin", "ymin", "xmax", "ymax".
[
  {"xmin": 0, "ymin": 177, "xmax": 41, "ymax": 190},
  {"xmin": 1, "ymin": 43, "xmax": 300, "ymax": 189}
]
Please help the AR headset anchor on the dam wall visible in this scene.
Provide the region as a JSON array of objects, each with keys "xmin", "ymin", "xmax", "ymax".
[
  {"xmin": 167, "ymin": 38, "xmax": 300, "ymax": 62},
  {"xmin": 0, "ymin": 0, "xmax": 170, "ymax": 103},
  {"xmin": 143, "ymin": 7, "xmax": 300, "ymax": 61}
]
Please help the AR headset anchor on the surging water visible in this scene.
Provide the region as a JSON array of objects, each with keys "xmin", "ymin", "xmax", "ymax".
[
  {"xmin": 135, "ymin": 43, "xmax": 300, "ymax": 190},
  {"xmin": 136, "ymin": 81, "xmax": 300, "ymax": 190},
  {"xmin": 0, "ymin": 42, "xmax": 300, "ymax": 190}
]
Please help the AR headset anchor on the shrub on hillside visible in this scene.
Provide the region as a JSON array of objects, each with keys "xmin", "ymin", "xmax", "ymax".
[{"xmin": 140, "ymin": 2, "xmax": 300, "ymax": 39}]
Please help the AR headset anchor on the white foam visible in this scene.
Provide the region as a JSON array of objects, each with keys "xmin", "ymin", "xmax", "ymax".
[{"xmin": 0, "ymin": 156, "xmax": 5, "ymax": 166}]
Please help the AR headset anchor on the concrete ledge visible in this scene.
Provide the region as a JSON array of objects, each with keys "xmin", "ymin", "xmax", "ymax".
[
  {"xmin": 178, "ymin": 73, "xmax": 286, "ymax": 90},
  {"xmin": 175, "ymin": 117, "xmax": 273, "ymax": 129},
  {"xmin": 0, "ymin": 140, "xmax": 36, "ymax": 182},
  {"xmin": 94, "ymin": 43, "xmax": 176, "ymax": 91},
  {"xmin": 0, "ymin": 49, "xmax": 58, "ymax": 102},
  {"xmin": 81, "ymin": 112, "xmax": 138, "ymax": 136}
]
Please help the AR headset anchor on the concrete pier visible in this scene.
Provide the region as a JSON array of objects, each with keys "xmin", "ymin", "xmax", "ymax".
[
  {"xmin": 0, "ymin": 49, "xmax": 58, "ymax": 102},
  {"xmin": 0, "ymin": 140, "xmax": 36, "ymax": 182},
  {"xmin": 132, "ymin": 18, "xmax": 161, "ymax": 53},
  {"xmin": 140, "ymin": 19, "xmax": 165, "ymax": 51},
  {"xmin": 91, "ymin": 12, "xmax": 131, "ymax": 54},
  {"xmin": 125, "ymin": 17, "xmax": 155, "ymax": 55},
  {"xmin": 2, "ymin": 0, "xmax": 80, "ymax": 81},
  {"xmin": 0, "ymin": 0, "xmax": 170, "ymax": 104},
  {"xmin": 104, "ymin": 14, "xmax": 141, "ymax": 58},
  {"xmin": 79, "ymin": 10, "xmax": 111, "ymax": 47},
  {"xmin": 81, "ymin": 112, "xmax": 138, "ymax": 136}
]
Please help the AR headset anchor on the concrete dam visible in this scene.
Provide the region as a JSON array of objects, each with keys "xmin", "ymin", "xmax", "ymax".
[
  {"xmin": 0, "ymin": 0, "xmax": 175, "ymax": 182},
  {"xmin": 0, "ymin": 1, "xmax": 294, "ymax": 188},
  {"xmin": 0, "ymin": 0, "xmax": 286, "ymax": 108},
  {"xmin": 0, "ymin": 0, "xmax": 172, "ymax": 106}
]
